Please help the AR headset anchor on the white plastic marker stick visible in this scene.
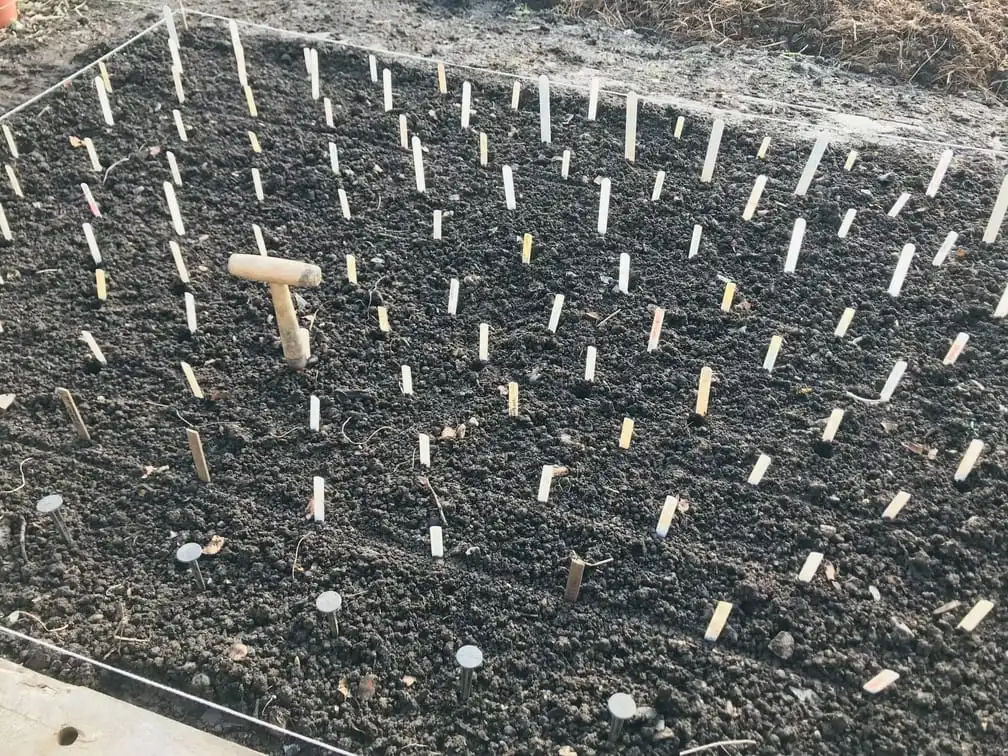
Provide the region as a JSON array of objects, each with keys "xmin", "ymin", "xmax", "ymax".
[
  {"xmin": 345, "ymin": 254, "xmax": 357, "ymax": 284},
  {"xmin": 310, "ymin": 49, "xmax": 320, "ymax": 100},
  {"xmin": 748, "ymin": 454, "xmax": 771, "ymax": 485},
  {"xmin": 763, "ymin": 335, "xmax": 782, "ymax": 372},
  {"xmin": 844, "ymin": 150, "xmax": 858, "ymax": 171},
  {"xmin": 798, "ymin": 552, "xmax": 824, "ymax": 583},
  {"xmin": 888, "ymin": 243, "xmax": 916, "ymax": 297},
  {"xmin": 80, "ymin": 183, "xmax": 100, "ymax": 217},
  {"xmin": 412, "ymin": 136, "xmax": 426, "ymax": 193},
  {"xmin": 926, "ymin": 149, "xmax": 953, "ymax": 197},
  {"xmin": 401, "ymin": 365, "xmax": 413, "ymax": 395},
  {"xmin": 328, "ymin": 141, "xmax": 340, "ymax": 174},
  {"xmin": 243, "ymin": 86, "xmax": 258, "ymax": 117},
  {"xmin": 173, "ymin": 109, "xmax": 187, "ymax": 141},
  {"xmin": 757, "ymin": 136, "xmax": 770, "ymax": 159},
  {"xmin": 180, "ymin": 361, "xmax": 203, "ymax": 399},
  {"xmin": 377, "ymin": 306, "xmax": 390, "ymax": 332},
  {"xmin": 479, "ymin": 323, "xmax": 489, "ymax": 362},
  {"xmin": 169, "ymin": 241, "xmax": 189, "ymax": 282},
  {"xmin": 674, "ymin": 116, "xmax": 684, "ymax": 139},
  {"xmin": 834, "ymin": 307, "xmax": 856, "ymax": 337},
  {"xmin": 324, "ymin": 97, "xmax": 334, "ymax": 128},
  {"xmin": 624, "ymin": 91, "xmax": 638, "ymax": 162},
  {"xmin": 931, "ymin": 231, "xmax": 958, "ymax": 266},
  {"xmin": 619, "ymin": 418, "xmax": 634, "ymax": 449},
  {"xmin": 994, "ymin": 284, "xmax": 1008, "ymax": 318},
  {"xmin": 618, "ymin": 253, "xmax": 630, "ymax": 294},
  {"xmin": 507, "ymin": 382, "xmax": 519, "ymax": 417},
  {"xmin": 94, "ymin": 76, "xmax": 114, "ymax": 126},
  {"xmin": 742, "ymin": 175, "xmax": 767, "ymax": 220},
  {"xmin": 163, "ymin": 182, "xmax": 184, "ymax": 236},
  {"xmin": 882, "ymin": 491, "xmax": 911, "ymax": 520},
  {"xmin": 80, "ymin": 331, "xmax": 106, "ymax": 365},
  {"xmin": 310, "ymin": 475, "xmax": 322, "ymax": 524},
  {"xmin": 597, "ymin": 178, "xmax": 611, "ymax": 235},
  {"xmin": 252, "ymin": 169, "xmax": 263, "ymax": 202},
  {"xmin": 521, "ymin": 233, "xmax": 532, "ymax": 264},
  {"xmin": 958, "ymin": 600, "xmax": 994, "ymax": 632},
  {"xmin": 510, "ymin": 80, "xmax": 520, "ymax": 110},
  {"xmin": 167, "ymin": 151, "xmax": 182, "ymax": 186},
  {"xmin": 461, "ymin": 81, "xmax": 472, "ymax": 129},
  {"xmin": 795, "ymin": 134, "xmax": 828, "ymax": 195},
  {"xmin": 696, "ymin": 366, "xmax": 712, "ymax": 417},
  {"xmin": 689, "ymin": 225, "xmax": 702, "ymax": 259},
  {"xmin": 982, "ymin": 174, "xmax": 1008, "ymax": 244},
  {"xmin": 479, "ymin": 131, "xmax": 488, "ymax": 167},
  {"xmin": 584, "ymin": 345, "xmax": 597, "ymax": 381},
  {"xmin": 705, "ymin": 601, "xmax": 733, "ymax": 642},
  {"xmin": 430, "ymin": 526, "xmax": 444, "ymax": 559},
  {"xmin": 2, "ymin": 124, "xmax": 18, "ymax": 158},
  {"xmin": 368, "ymin": 54, "xmax": 377, "ymax": 82},
  {"xmin": 338, "ymin": 189, "xmax": 351, "ymax": 220},
  {"xmin": 561, "ymin": 150, "xmax": 570, "ymax": 179},
  {"xmin": 172, "ymin": 65, "xmax": 185, "ymax": 103},
  {"xmin": 252, "ymin": 224, "xmax": 267, "ymax": 255},
  {"xmin": 863, "ymin": 670, "xmax": 899, "ymax": 695},
  {"xmin": 656, "ymin": 495, "xmax": 678, "ymax": 538},
  {"xmin": 720, "ymin": 281, "xmax": 736, "ymax": 312},
  {"xmin": 838, "ymin": 208, "xmax": 856, "ymax": 238},
  {"xmin": 547, "ymin": 294, "xmax": 564, "ymax": 333},
  {"xmin": 700, "ymin": 119, "xmax": 724, "ymax": 182},
  {"xmin": 537, "ymin": 465, "xmax": 554, "ymax": 503},
  {"xmin": 382, "ymin": 69, "xmax": 392, "ymax": 112},
  {"xmin": 5, "ymin": 164, "xmax": 22, "ymax": 197},
  {"xmin": 0, "ymin": 203, "xmax": 10, "ymax": 241},
  {"xmin": 784, "ymin": 217, "xmax": 806, "ymax": 273},
  {"xmin": 229, "ymin": 20, "xmax": 247, "ymax": 86},
  {"xmin": 419, "ymin": 433, "xmax": 431, "ymax": 467},
  {"xmin": 651, "ymin": 170, "xmax": 665, "ymax": 201},
  {"xmin": 303, "ymin": 47, "xmax": 311, "ymax": 75},
  {"xmin": 888, "ymin": 192, "xmax": 911, "ymax": 217},
  {"xmin": 84, "ymin": 138, "xmax": 101, "ymax": 171},
  {"xmin": 184, "ymin": 292, "xmax": 197, "ymax": 334},
  {"xmin": 168, "ymin": 36, "xmax": 183, "ymax": 73},
  {"xmin": 248, "ymin": 131, "xmax": 261, "ymax": 154},
  {"xmin": 647, "ymin": 308, "xmax": 665, "ymax": 352},
  {"xmin": 83, "ymin": 223, "xmax": 101, "ymax": 264},
  {"xmin": 448, "ymin": 277, "xmax": 459, "ymax": 315},
  {"xmin": 879, "ymin": 360, "xmax": 908, "ymax": 401},
  {"xmin": 588, "ymin": 77, "xmax": 600, "ymax": 120},
  {"xmin": 437, "ymin": 62, "xmax": 447, "ymax": 94},
  {"xmin": 954, "ymin": 439, "xmax": 984, "ymax": 481},
  {"xmin": 943, "ymin": 332, "xmax": 969, "ymax": 365},
  {"xmin": 538, "ymin": 75, "xmax": 551, "ymax": 143},
  {"xmin": 433, "ymin": 210, "xmax": 442, "ymax": 240},
  {"xmin": 502, "ymin": 165, "xmax": 515, "ymax": 209},
  {"xmin": 822, "ymin": 408, "xmax": 844, "ymax": 442},
  {"xmin": 308, "ymin": 395, "xmax": 321, "ymax": 431}
]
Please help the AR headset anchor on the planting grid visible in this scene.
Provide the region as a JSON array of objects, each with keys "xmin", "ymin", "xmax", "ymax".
[{"xmin": 0, "ymin": 13, "xmax": 1007, "ymax": 756}]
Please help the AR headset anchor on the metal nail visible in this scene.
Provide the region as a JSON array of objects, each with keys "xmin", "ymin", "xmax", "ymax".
[
  {"xmin": 36, "ymin": 494, "xmax": 73, "ymax": 546},
  {"xmin": 456, "ymin": 644, "xmax": 483, "ymax": 700},
  {"xmin": 315, "ymin": 590, "xmax": 342, "ymax": 636},
  {"xmin": 175, "ymin": 542, "xmax": 206, "ymax": 590},
  {"xmin": 607, "ymin": 692, "xmax": 636, "ymax": 743}
]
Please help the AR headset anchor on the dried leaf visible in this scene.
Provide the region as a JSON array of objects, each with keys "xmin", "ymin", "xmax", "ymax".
[
  {"xmin": 141, "ymin": 464, "xmax": 169, "ymax": 478},
  {"xmin": 439, "ymin": 426, "xmax": 457, "ymax": 441},
  {"xmin": 824, "ymin": 561, "xmax": 836, "ymax": 580},
  {"xmin": 401, "ymin": 675, "xmax": 416, "ymax": 687},
  {"xmin": 0, "ymin": 393, "xmax": 14, "ymax": 411},
  {"xmin": 552, "ymin": 466, "xmax": 569, "ymax": 478},
  {"xmin": 559, "ymin": 747, "xmax": 579, "ymax": 756},
  {"xmin": 227, "ymin": 641, "xmax": 248, "ymax": 661},
  {"xmin": 202, "ymin": 535, "xmax": 226, "ymax": 555},
  {"xmin": 357, "ymin": 674, "xmax": 377, "ymax": 701},
  {"xmin": 69, "ymin": 135, "xmax": 83, "ymax": 148},
  {"xmin": 338, "ymin": 678, "xmax": 350, "ymax": 699},
  {"xmin": 796, "ymin": 386, "xmax": 813, "ymax": 395},
  {"xmin": 148, "ymin": 145, "xmax": 161, "ymax": 156},
  {"xmin": 456, "ymin": 424, "xmax": 466, "ymax": 439},
  {"xmin": 902, "ymin": 441, "xmax": 937, "ymax": 460}
]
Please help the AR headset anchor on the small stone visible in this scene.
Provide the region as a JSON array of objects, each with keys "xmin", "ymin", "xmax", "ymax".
[
  {"xmin": 769, "ymin": 631, "xmax": 795, "ymax": 660},
  {"xmin": 191, "ymin": 673, "xmax": 211, "ymax": 690},
  {"xmin": 869, "ymin": 585, "xmax": 881, "ymax": 601}
]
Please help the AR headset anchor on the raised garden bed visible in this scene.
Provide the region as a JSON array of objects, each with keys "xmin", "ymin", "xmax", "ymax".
[{"xmin": 0, "ymin": 16, "xmax": 1006, "ymax": 756}]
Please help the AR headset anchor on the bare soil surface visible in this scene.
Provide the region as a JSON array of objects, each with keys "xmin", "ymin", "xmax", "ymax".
[{"xmin": 1, "ymin": 17, "xmax": 1007, "ymax": 756}]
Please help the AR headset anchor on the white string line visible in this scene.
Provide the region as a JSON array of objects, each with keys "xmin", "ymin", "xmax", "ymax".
[
  {"xmin": 0, "ymin": 625, "xmax": 361, "ymax": 756},
  {"xmin": 0, "ymin": 17, "xmax": 167, "ymax": 122},
  {"xmin": 182, "ymin": 8, "xmax": 1006, "ymax": 157}
]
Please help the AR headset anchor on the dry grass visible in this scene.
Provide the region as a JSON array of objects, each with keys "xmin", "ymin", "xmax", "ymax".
[{"xmin": 556, "ymin": 0, "xmax": 1008, "ymax": 96}]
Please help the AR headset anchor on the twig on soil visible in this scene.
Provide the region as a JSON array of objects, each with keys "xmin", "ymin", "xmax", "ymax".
[
  {"xmin": 292, "ymin": 534, "xmax": 311, "ymax": 579},
  {"xmin": 340, "ymin": 418, "xmax": 393, "ymax": 446},
  {"xmin": 2, "ymin": 457, "xmax": 34, "ymax": 494},
  {"xmin": 102, "ymin": 157, "xmax": 129, "ymax": 185},
  {"xmin": 175, "ymin": 409, "xmax": 196, "ymax": 427},
  {"xmin": 368, "ymin": 276, "xmax": 386, "ymax": 307},
  {"xmin": 680, "ymin": 739, "xmax": 757, "ymax": 755},
  {"xmin": 419, "ymin": 476, "xmax": 448, "ymax": 527},
  {"xmin": 17, "ymin": 515, "xmax": 26, "ymax": 562},
  {"xmin": 18, "ymin": 611, "xmax": 69, "ymax": 634},
  {"xmin": 844, "ymin": 391, "xmax": 885, "ymax": 406},
  {"xmin": 597, "ymin": 309, "xmax": 621, "ymax": 328}
]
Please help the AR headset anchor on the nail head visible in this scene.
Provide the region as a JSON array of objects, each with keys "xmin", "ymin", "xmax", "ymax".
[
  {"xmin": 608, "ymin": 692, "xmax": 636, "ymax": 720},
  {"xmin": 175, "ymin": 542, "xmax": 203, "ymax": 564},
  {"xmin": 36, "ymin": 494, "xmax": 64, "ymax": 514},
  {"xmin": 456, "ymin": 644, "xmax": 483, "ymax": 670},
  {"xmin": 316, "ymin": 590, "xmax": 342, "ymax": 614}
]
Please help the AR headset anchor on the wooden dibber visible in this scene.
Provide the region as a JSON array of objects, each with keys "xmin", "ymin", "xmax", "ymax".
[{"xmin": 228, "ymin": 254, "xmax": 322, "ymax": 370}]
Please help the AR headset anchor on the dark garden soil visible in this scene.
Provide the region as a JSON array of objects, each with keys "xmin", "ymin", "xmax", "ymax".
[{"xmin": 0, "ymin": 21, "xmax": 1007, "ymax": 756}]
